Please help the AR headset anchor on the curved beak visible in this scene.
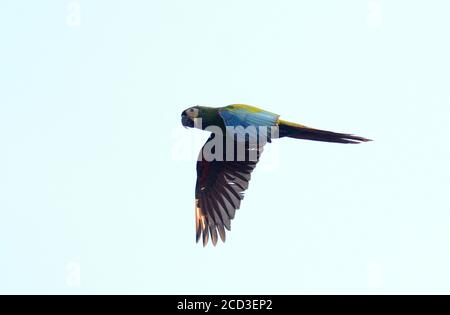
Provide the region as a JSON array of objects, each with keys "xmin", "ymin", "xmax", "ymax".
[{"xmin": 181, "ymin": 114, "xmax": 194, "ymax": 128}]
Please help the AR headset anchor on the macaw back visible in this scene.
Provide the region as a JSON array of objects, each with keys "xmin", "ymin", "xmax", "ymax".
[
  {"xmin": 218, "ymin": 104, "xmax": 280, "ymax": 143},
  {"xmin": 219, "ymin": 104, "xmax": 279, "ymax": 128}
]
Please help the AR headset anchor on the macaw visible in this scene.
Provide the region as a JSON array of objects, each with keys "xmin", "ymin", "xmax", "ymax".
[{"xmin": 181, "ymin": 104, "xmax": 371, "ymax": 246}]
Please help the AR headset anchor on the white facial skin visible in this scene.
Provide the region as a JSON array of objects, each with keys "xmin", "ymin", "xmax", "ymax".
[{"xmin": 186, "ymin": 107, "xmax": 199, "ymax": 119}]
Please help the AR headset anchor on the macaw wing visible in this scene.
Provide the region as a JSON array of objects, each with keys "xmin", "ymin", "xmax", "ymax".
[
  {"xmin": 219, "ymin": 104, "xmax": 280, "ymax": 142},
  {"xmin": 195, "ymin": 133, "xmax": 264, "ymax": 246}
]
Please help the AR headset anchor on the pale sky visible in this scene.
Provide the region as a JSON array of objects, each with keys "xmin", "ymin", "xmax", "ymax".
[{"xmin": 1, "ymin": 0, "xmax": 449, "ymax": 293}]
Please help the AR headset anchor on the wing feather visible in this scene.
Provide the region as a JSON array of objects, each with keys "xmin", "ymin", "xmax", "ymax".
[{"xmin": 194, "ymin": 134, "xmax": 264, "ymax": 246}]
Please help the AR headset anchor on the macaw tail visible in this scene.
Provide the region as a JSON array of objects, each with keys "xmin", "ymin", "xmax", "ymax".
[{"xmin": 278, "ymin": 119, "xmax": 372, "ymax": 144}]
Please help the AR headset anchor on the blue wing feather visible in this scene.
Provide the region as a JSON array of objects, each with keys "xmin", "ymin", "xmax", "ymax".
[
  {"xmin": 219, "ymin": 105, "xmax": 279, "ymax": 127},
  {"xmin": 218, "ymin": 105, "xmax": 280, "ymax": 142}
]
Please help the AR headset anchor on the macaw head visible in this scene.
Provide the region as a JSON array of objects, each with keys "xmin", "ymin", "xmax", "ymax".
[{"xmin": 181, "ymin": 106, "xmax": 201, "ymax": 128}]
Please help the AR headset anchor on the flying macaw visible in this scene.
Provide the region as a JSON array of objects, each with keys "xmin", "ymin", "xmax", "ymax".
[{"xmin": 181, "ymin": 104, "xmax": 371, "ymax": 246}]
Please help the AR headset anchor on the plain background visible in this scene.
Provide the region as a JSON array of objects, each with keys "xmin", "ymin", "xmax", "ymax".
[{"xmin": 1, "ymin": 0, "xmax": 449, "ymax": 293}]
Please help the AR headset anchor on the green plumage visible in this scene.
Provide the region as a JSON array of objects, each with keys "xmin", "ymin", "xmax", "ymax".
[{"xmin": 181, "ymin": 104, "xmax": 372, "ymax": 246}]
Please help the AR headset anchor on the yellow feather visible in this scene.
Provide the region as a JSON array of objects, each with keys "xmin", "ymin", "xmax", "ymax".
[
  {"xmin": 278, "ymin": 119, "xmax": 310, "ymax": 129},
  {"xmin": 227, "ymin": 104, "xmax": 266, "ymax": 113}
]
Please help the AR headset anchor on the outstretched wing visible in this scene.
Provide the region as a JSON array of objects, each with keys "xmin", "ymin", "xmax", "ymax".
[{"xmin": 195, "ymin": 134, "xmax": 264, "ymax": 246}]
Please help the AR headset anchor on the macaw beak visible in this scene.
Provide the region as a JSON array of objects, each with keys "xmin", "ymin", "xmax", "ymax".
[{"xmin": 181, "ymin": 113, "xmax": 194, "ymax": 128}]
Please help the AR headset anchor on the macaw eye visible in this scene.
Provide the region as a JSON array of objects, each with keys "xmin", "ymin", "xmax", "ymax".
[{"xmin": 186, "ymin": 108, "xmax": 198, "ymax": 118}]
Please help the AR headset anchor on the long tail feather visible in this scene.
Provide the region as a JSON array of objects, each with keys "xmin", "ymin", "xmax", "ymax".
[{"xmin": 278, "ymin": 119, "xmax": 372, "ymax": 144}]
